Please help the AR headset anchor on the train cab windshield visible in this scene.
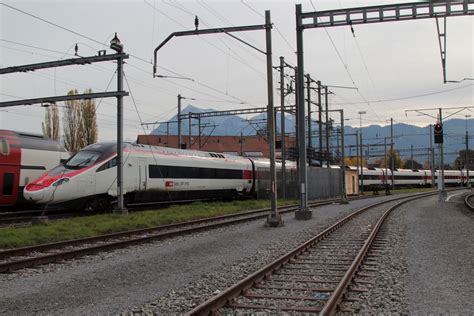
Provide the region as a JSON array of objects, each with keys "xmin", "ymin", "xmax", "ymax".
[{"xmin": 65, "ymin": 150, "xmax": 102, "ymax": 169}]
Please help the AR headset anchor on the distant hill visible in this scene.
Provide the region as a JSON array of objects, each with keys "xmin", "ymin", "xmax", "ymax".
[
  {"xmin": 343, "ymin": 119, "xmax": 472, "ymax": 164},
  {"xmin": 151, "ymin": 105, "xmax": 472, "ymax": 164}
]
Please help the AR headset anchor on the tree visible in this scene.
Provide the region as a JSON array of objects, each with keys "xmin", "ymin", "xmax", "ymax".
[
  {"xmin": 422, "ymin": 160, "xmax": 432, "ymax": 170},
  {"xmin": 63, "ymin": 89, "xmax": 83, "ymax": 153},
  {"xmin": 454, "ymin": 149, "xmax": 474, "ymax": 169},
  {"xmin": 42, "ymin": 104, "xmax": 60, "ymax": 142},
  {"xmin": 378, "ymin": 149, "xmax": 403, "ymax": 169},
  {"xmin": 63, "ymin": 89, "xmax": 98, "ymax": 153},
  {"xmin": 402, "ymin": 158, "xmax": 423, "ymax": 170},
  {"xmin": 344, "ymin": 156, "xmax": 367, "ymax": 168},
  {"xmin": 81, "ymin": 89, "xmax": 98, "ymax": 145}
]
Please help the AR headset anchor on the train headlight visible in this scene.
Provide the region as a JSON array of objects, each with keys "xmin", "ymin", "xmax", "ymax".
[{"xmin": 53, "ymin": 178, "xmax": 70, "ymax": 187}]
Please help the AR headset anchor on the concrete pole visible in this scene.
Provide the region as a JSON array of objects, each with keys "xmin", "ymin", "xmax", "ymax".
[
  {"xmin": 177, "ymin": 94, "xmax": 182, "ymax": 149},
  {"xmin": 264, "ymin": 10, "xmax": 282, "ymax": 226},
  {"xmin": 280, "ymin": 56, "xmax": 286, "ymax": 199},
  {"xmin": 340, "ymin": 110, "xmax": 348, "ymax": 204},
  {"xmin": 385, "ymin": 137, "xmax": 389, "ymax": 194},
  {"xmin": 198, "ymin": 114, "xmax": 201, "ymax": 150},
  {"xmin": 295, "ymin": 66, "xmax": 299, "ymax": 166},
  {"xmin": 295, "ymin": 4, "xmax": 310, "ymax": 219},
  {"xmin": 317, "ymin": 81, "xmax": 323, "ymax": 166},
  {"xmin": 325, "ymin": 86, "xmax": 330, "ymax": 166},
  {"xmin": 306, "ymin": 74, "xmax": 312, "ymax": 165},
  {"xmin": 188, "ymin": 112, "xmax": 192, "ymax": 149},
  {"xmin": 430, "ymin": 124, "xmax": 435, "ymax": 188},
  {"xmin": 360, "ymin": 132, "xmax": 364, "ymax": 194},
  {"xmin": 439, "ymin": 108, "xmax": 446, "ymax": 200},
  {"xmin": 240, "ymin": 132, "xmax": 244, "ymax": 156},
  {"xmin": 356, "ymin": 130, "xmax": 360, "ymax": 193},
  {"xmin": 432, "ymin": 147, "xmax": 436, "ymax": 188},
  {"xmin": 115, "ymin": 53, "xmax": 127, "ymax": 214},
  {"xmin": 390, "ymin": 118, "xmax": 394, "ymax": 189},
  {"xmin": 466, "ymin": 130, "xmax": 470, "ymax": 187}
]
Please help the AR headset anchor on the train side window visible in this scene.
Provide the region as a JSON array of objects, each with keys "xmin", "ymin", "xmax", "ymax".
[
  {"xmin": 2, "ymin": 173, "xmax": 14, "ymax": 195},
  {"xmin": 97, "ymin": 157, "xmax": 117, "ymax": 172},
  {"xmin": 0, "ymin": 140, "xmax": 10, "ymax": 156}
]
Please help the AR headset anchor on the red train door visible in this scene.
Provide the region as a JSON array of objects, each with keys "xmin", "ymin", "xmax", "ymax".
[{"xmin": 0, "ymin": 131, "xmax": 21, "ymax": 206}]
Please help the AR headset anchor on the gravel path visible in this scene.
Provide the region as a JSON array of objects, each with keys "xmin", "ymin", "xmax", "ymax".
[
  {"xmin": 404, "ymin": 190, "xmax": 474, "ymax": 314},
  {"xmin": 344, "ymin": 195, "xmax": 410, "ymax": 314},
  {"xmin": 0, "ymin": 195, "xmax": 397, "ymax": 315},
  {"xmin": 4, "ymin": 191, "xmax": 461, "ymax": 315},
  {"xmin": 339, "ymin": 189, "xmax": 473, "ymax": 314}
]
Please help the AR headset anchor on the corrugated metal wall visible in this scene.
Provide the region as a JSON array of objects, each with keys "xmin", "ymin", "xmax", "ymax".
[
  {"xmin": 307, "ymin": 167, "xmax": 342, "ymax": 200},
  {"xmin": 257, "ymin": 167, "xmax": 342, "ymax": 201}
]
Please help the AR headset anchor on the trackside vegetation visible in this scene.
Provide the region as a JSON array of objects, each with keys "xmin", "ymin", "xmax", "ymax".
[
  {"xmin": 0, "ymin": 199, "xmax": 296, "ymax": 249},
  {"xmin": 388, "ymin": 187, "xmax": 434, "ymax": 194}
]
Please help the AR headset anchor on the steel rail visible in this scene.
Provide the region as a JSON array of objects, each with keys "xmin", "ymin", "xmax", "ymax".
[
  {"xmin": 0, "ymin": 191, "xmax": 383, "ymax": 228},
  {"xmin": 320, "ymin": 193, "xmax": 429, "ymax": 315},
  {"xmin": 185, "ymin": 191, "xmax": 437, "ymax": 315},
  {"xmin": 463, "ymin": 192, "xmax": 474, "ymax": 210},
  {"xmin": 0, "ymin": 191, "xmax": 434, "ymax": 273},
  {"xmin": 0, "ymin": 194, "xmax": 373, "ymax": 258},
  {"xmin": 0, "ymin": 197, "xmax": 358, "ymax": 272}
]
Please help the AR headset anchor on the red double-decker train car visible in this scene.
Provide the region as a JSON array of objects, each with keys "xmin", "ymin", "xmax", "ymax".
[{"xmin": 0, "ymin": 130, "xmax": 69, "ymax": 209}]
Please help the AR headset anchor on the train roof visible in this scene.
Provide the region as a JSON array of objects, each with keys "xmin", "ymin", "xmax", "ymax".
[
  {"xmin": 84, "ymin": 141, "xmax": 252, "ymax": 162},
  {"xmin": 0, "ymin": 129, "xmax": 67, "ymax": 152}
]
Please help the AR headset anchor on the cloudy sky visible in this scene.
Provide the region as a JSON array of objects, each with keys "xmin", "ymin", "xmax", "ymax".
[{"xmin": 1, "ymin": 0, "xmax": 473, "ymax": 141}]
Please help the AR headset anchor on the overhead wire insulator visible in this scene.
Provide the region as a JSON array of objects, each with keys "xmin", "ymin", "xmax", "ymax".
[
  {"xmin": 349, "ymin": 21, "xmax": 355, "ymax": 37},
  {"xmin": 194, "ymin": 16, "xmax": 199, "ymax": 31}
]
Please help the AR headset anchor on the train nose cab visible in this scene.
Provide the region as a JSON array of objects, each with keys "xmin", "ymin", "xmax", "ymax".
[{"xmin": 23, "ymin": 146, "xmax": 106, "ymax": 205}]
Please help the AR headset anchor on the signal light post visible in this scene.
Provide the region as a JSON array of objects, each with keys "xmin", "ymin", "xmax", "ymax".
[
  {"xmin": 434, "ymin": 123, "xmax": 443, "ymax": 144},
  {"xmin": 153, "ymin": 11, "xmax": 283, "ymax": 227},
  {"xmin": 405, "ymin": 107, "xmax": 474, "ymax": 202},
  {"xmin": 434, "ymin": 119, "xmax": 445, "ymax": 201}
]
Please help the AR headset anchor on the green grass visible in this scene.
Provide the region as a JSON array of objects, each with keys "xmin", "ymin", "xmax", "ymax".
[
  {"xmin": 0, "ymin": 199, "xmax": 296, "ymax": 249},
  {"xmin": 390, "ymin": 187, "xmax": 435, "ymax": 194}
]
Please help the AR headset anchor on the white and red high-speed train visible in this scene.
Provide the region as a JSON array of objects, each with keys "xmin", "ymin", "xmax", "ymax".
[
  {"xmin": 359, "ymin": 167, "xmax": 473, "ymax": 189},
  {"xmin": 22, "ymin": 140, "xmax": 472, "ymax": 210},
  {"xmin": 0, "ymin": 130, "xmax": 69, "ymax": 208},
  {"xmin": 24, "ymin": 142, "xmax": 291, "ymax": 210}
]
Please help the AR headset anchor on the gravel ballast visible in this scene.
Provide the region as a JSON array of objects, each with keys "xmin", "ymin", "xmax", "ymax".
[
  {"xmin": 404, "ymin": 191, "xmax": 474, "ymax": 314},
  {"xmin": 342, "ymin": 189, "xmax": 473, "ymax": 314},
  {"xmin": 2, "ymin": 191, "xmax": 471, "ymax": 315},
  {"xmin": 0, "ymin": 195, "xmax": 394, "ymax": 315}
]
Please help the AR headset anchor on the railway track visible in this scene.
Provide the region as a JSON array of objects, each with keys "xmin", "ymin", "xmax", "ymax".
[
  {"xmin": 0, "ymin": 195, "xmax": 371, "ymax": 273},
  {"xmin": 463, "ymin": 191, "xmax": 474, "ymax": 210},
  {"xmin": 0, "ymin": 193, "xmax": 376, "ymax": 228},
  {"xmin": 186, "ymin": 190, "xmax": 438, "ymax": 315},
  {"xmin": 0, "ymin": 198, "xmax": 258, "ymax": 228},
  {"xmin": 0, "ymin": 213, "xmax": 84, "ymax": 228}
]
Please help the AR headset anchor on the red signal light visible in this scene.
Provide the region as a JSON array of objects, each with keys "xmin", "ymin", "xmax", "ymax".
[{"xmin": 434, "ymin": 123, "xmax": 443, "ymax": 143}]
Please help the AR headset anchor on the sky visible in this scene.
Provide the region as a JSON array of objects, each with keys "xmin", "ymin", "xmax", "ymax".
[{"xmin": 1, "ymin": 0, "xmax": 473, "ymax": 142}]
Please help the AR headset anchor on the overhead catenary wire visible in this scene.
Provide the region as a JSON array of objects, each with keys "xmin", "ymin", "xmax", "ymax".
[
  {"xmin": 239, "ymin": 0, "xmax": 296, "ymax": 57},
  {"xmin": 0, "ymin": 39, "xmax": 179, "ymax": 101},
  {"xmin": 195, "ymin": 0, "xmax": 269, "ymax": 63},
  {"xmin": 144, "ymin": 0, "xmax": 267, "ymax": 80},
  {"xmin": 308, "ymin": 0, "xmax": 383, "ymax": 124},
  {"xmin": 2, "ymin": 0, "xmax": 303, "ymax": 126},
  {"xmin": 1, "ymin": 2, "xmax": 257, "ymax": 108},
  {"xmin": 332, "ymin": 84, "xmax": 474, "ymax": 105},
  {"xmin": 0, "ymin": 38, "xmax": 76, "ymax": 56},
  {"xmin": 0, "ymin": 41, "xmax": 243, "ymax": 121},
  {"xmin": 123, "ymin": 70, "xmax": 176, "ymax": 202}
]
